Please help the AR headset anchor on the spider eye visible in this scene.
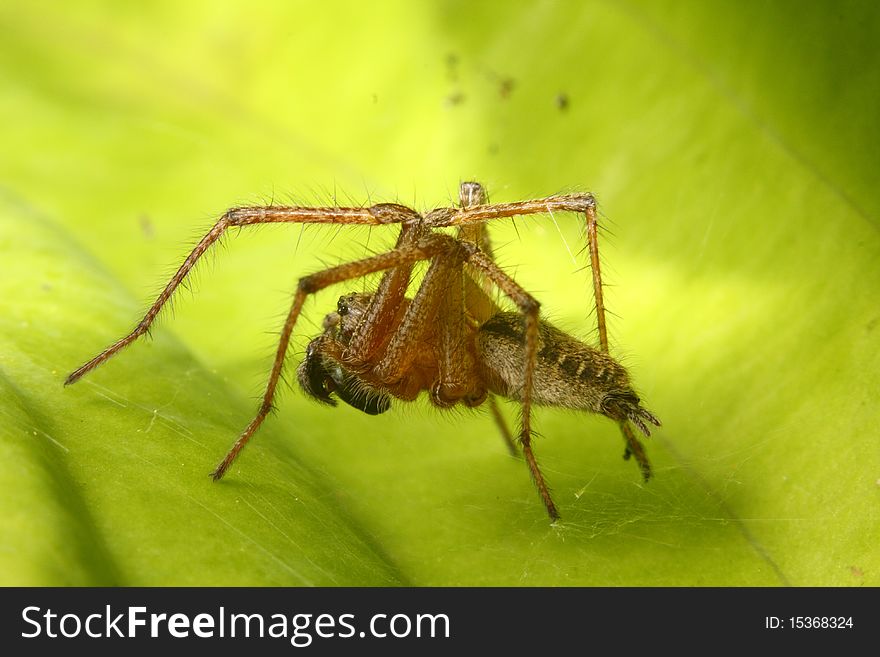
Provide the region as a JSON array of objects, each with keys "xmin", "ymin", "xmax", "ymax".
[{"xmin": 337, "ymin": 297, "xmax": 349, "ymax": 315}]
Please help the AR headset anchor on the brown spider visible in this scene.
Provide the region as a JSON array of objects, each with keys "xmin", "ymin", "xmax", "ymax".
[{"xmin": 66, "ymin": 182, "xmax": 660, "ymax": 520}]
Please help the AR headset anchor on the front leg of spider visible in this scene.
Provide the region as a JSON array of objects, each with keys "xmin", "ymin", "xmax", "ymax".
[{"xmin": 66, "ymin": 181, "xmax": 660, "ymax": 522}]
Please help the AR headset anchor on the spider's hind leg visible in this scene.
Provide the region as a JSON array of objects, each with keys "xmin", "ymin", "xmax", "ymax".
[
  {"xmin": 438, "ymin": 186, "xmax": 661, "ymax": 485},
  {"xmin": 620, "ymin": 421, "xmax": 651, "ymax": 481},
  {"xmin": 488, "ymin": 395, "xmax": 518, "ymax": 457},
  {"xmin": 458, "ymin": 242, "xmax": 559, "ymax": 521}
]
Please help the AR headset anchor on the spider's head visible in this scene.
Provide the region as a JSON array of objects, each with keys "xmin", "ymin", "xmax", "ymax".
[{"xmin": 321, "ymin": 292, "xmax": 373, "ymax": 345}]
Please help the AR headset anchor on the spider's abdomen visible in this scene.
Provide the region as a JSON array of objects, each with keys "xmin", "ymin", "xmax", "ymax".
[{"xmin": 476, "ymin": 312, "xmax": 643, "ymax": 421}]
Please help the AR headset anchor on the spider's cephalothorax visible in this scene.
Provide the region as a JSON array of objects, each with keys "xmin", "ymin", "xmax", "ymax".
[{"xmin": 67, "ymin": 181, "xmax": 660, "ymax": 520}]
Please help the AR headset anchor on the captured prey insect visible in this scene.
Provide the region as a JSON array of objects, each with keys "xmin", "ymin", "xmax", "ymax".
[{"xmin": 67, "ymin": 182, "xmax": 660, "ymax": 520}]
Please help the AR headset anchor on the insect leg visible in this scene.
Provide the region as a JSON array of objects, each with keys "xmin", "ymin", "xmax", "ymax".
[{"xmin": 210, "ymin": 237, "xmax": 446, "ymax": 481}]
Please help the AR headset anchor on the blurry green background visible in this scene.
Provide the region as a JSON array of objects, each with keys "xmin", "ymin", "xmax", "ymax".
[{"xmin": 1, "ymin": 0, "xmax": 878, "ymax": 586}]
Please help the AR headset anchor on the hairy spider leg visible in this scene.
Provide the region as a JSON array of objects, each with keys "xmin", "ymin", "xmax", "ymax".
[
  {"xmin": 368, "ymin": 240, "xmax": 468, "ymax": 392},
  {"xmin": 65, "ymin": 203, "xmax": 419, "ymax": 385},
  {"xmin": 360, "ymin": 236, "xmax": 485, "ymax": 410},
  {"xmin": 210, "ymin": 231, "xmax": 557, "ymax": 520},
  {"xmin": 425, "ymin": 191, "xmax": 654, "ymax": 480},
  {"xmin": 586, "ymin": 204, "xmax": 651, "ymax": 480},
  {"xmin": 456, "ymin": 242, "xmax": 553, "ymax": 518},
  {"xmin": 487, "ymin": 395, "xmax": 518, "ymax": 457},
  {"xmin": 455, "ymin": 183, "xmax": 517, "ymax": 455},
  {"xmin": 343, "ymin": 219, "xmax": 426, "ymax": 361},
  {"xmin": 208, "ymin": 237, "xmax": 446, "ymax": 481},
  {"xmin": 366, "ymin": 232, "xmax": 554, "ymax": 517}
]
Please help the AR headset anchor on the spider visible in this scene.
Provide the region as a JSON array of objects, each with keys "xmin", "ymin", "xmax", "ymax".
[{"xmin": 66, "ymin": 181, "xmax": 660, "ymax": 520}]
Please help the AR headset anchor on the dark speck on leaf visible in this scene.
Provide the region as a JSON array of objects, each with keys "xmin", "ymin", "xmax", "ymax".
[
  {"xmin": 499, "ymin": 77, "xmax": 515, "ymax": 99},
  {"xmin": 556, "ymin": 93, "xmax": 570, "ymax": 112}
]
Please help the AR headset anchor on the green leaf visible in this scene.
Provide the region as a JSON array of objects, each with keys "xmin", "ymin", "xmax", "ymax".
[{"xmin": 1, "ymin": 0, "xmax": 877, "ymax": 586}]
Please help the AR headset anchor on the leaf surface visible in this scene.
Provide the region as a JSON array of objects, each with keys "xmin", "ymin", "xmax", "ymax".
[{"xmin": 1, "ymin": 0, "xmax": 877, "ymax": 586}]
